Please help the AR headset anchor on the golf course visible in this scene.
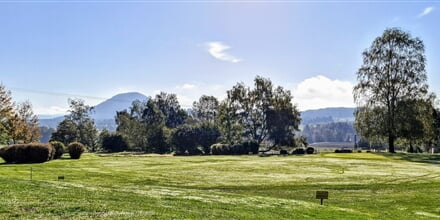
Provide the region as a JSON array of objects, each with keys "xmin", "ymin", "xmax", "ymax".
[{"xmin": 1, "ymin": 152, "xmax": 439, "ymax": 219}]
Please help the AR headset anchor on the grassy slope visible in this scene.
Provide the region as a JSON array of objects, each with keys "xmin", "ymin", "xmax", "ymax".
[{"xmin": 0, "ymin": 153, "xmax": 440, "ymax": 219}]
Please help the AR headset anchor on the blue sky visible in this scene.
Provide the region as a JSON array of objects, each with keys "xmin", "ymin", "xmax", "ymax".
[{"xmin": 1, "ymin": 1, "xmax": 439, "ymax": 115}]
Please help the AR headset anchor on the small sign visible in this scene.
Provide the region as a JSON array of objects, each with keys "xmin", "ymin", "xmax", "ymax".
[
  {"xmin": 58, "ymin": 176, "xmax": 65, "ymax": 180},
  {"xmin": 316, "ymin": 191, "xmax": 328, "ymax": 205}
]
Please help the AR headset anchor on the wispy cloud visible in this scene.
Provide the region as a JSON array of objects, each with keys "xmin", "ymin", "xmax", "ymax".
[
  {"xmin": 204, "ymin": 42, "xmax": 242, "ymax": 63},
  {"xmin": 292, "ymin": 75, "xmax": 355, "ymax": 111},
  {"xmin": 177, "ymin": 83, "xmax": 196, "ymax": 90},
  {"xmin": 418, "ymin": 6, "xmax": 434, "ymax": 18}
]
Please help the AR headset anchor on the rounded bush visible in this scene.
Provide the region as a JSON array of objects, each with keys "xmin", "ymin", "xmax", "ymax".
[
  {"xmin": 306, "ymin": 147, "xmax": 315, "ymax": 154},
  {"xmin": 0, "ymin": 143, "xmax": 55, "ymax": 163},
  {"xmin": 280, "ymin": 149, "xmax": 288, "ymax": 155},
  {"xmin": 50, "ymin": 141, "xmax": 65, "ymax": 159},
  {"xmin": 292, "ymin": 148, "xmax": 305, "ymax": 155},
  {"xmin": 68, "ymin": 142, "xmax": 85, "ymax": 159},
  {"xmin": 211, "ymin": 143, "xmax": 231, "ymax": 155}
]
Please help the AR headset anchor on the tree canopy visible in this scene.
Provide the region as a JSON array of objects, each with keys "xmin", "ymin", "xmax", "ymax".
[{"xmin": 353, "ymin": 28, "xmax": 432, "ymax": 153}]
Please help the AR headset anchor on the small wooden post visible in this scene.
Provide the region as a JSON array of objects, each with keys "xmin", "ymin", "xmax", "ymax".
[{"xmin": 316, "ymin": 191, "xmax": 328, "ymax": 205}]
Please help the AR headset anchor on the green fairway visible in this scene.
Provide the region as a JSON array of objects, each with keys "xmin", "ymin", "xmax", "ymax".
[{"xmin": 1, "ymin": 153, "xmax": 440, "ymax": 219}]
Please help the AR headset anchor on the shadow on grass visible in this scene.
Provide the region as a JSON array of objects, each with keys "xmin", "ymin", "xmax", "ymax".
[{"xmin": 381, "ymin": 152, "xmax": 440, "ymax": 165}]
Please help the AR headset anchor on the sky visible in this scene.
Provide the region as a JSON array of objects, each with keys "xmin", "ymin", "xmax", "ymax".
[{"xmin": 1, "ymin": 1, "xmax": 439, "ymax": 116}]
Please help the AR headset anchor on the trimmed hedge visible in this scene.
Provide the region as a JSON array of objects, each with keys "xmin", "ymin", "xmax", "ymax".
[
  {"xmin": 292, "ymin": 148, "xmax": 305, "ymax": 155},
  {"xmin": 211, "ymin": 142, "xmax": 260, "ymax": 155},
  {"xmin": 335, "ymin": 149, "xmax": 353, "ymax": 153},
  {"xmin": 68, "ymin": 142, "xmax": 85, "ymax": 159},
  {"xmin": 50, "ymin": 141, "xmax": 65, "ymax": 159},
  {"xmin": 0, "ymin": 143, "xmax": 55, "ymax": 163}
]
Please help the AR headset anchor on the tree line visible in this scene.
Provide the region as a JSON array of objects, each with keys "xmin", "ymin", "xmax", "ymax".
[{"xmin": 48, "ymin": 76, "xmax": 302, "ymax": 154}]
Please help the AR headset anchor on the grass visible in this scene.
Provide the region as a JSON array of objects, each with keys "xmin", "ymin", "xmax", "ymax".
[{"xmin": 1, "ymin": 152, "xmax": 440, "ymax": 219}]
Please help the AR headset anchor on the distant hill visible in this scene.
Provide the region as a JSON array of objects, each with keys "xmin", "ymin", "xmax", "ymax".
[
  {"xmin": 91, "ymin": 92, "xmax": 148, "ymax": 120},
  {"xmin": 39, "ymin": 92, "xmax": 148, "ymax": 130},
  {"xmin": 301, "ymin": 107, "xmax": 356, "ymax": 125}
]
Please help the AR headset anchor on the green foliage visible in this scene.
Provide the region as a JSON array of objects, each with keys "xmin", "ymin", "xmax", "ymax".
[
  {"xmin": 115, "ymin": 109, "xmax": 147, "ymax": 151},
  {"xmin": 68, "ymin": 142, "xmax": 85, "ymax": 159},
  {"xmin": 0, "ymin": 143, "xmax": 55, "ymax": 163},
  {"xmin": 192, "ymin": 95, "xmax": 219, "ymax": 124},
  {"xmin": 50, "ymin": 119, "xmax": 78, "ymax": 146},
  {"xmin": 50, "ymin": 141, "xmax": 65, "ymax": 159},
  {"xmin": 171, "ymin": 125, "xmax": 199, "ymax": 155},
  {"xmin": 52, "ymin": 99, "xmax": 98, "ymax": 152},
  {"xmin": 101, "ymin": 133, "xmax": 129, "ymax": 152},
  {"xmin": 153, "ymin": 92, "xmax": 187, "ymax": 128},
  {"xmin": 354, "ymin": 28, "xmax": 430, "ymax": 153},
  {"xmin": 210, "ymin": 142, "xmax": 257, "ymax": 155},
  {"xmin": 210, "ymin": 143, "xmax": 231, "ymax": 155},
  {"xmin": 221, "ymin": 76, "xmax": 300, "ymax": 145},
  {"xmin": 146, "ymin": 127, "xmax": 170, "ymax": 154}
]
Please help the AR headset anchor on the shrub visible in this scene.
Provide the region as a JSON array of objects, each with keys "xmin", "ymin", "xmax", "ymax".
[
  {"xmin": 68, "ymin": 142, "xmax": 85, "ymax": 159},
  {"xmin": 280, "ymin": 149, "xmax": 288, "ymax": 155},
  {"xmin": 306, "ymin": 147, "xmax": 315, "ymax": 154},
  {"xmin": 211, "ymin": 143, "xmax": 230, "ymax": 155},
  {"xmin": 335, "ymin": 148, "xmax": 353, "ymax": 153},
  {"xmin": 102, "ymin": 134, "xmax": 129, "ymax": 153},
  {"xmin": 292, "ymin": 148, "xmax": 305, "ymax": 155},
  {"xmin": 242, "ymin": 141, "xmax": 260, "ymax": 154},
  {"xmin": 0, "ymin": 143, "xmax": 55, "ymax": 163},
  {"xmin": 50, "ymin": 141, "xmax": 65, "ymax": 159}
]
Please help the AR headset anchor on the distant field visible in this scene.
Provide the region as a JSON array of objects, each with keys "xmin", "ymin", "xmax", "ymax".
[{"xmin": 1, "ymin": 153, "xmax": 440, "ymax": 219}]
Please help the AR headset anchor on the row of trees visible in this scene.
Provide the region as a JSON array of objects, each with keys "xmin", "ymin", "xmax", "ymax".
[
  {"xmin": 0, "ymin": 85, "xmax": 40, "ymax": 145},
  {"xmin": 354, "ymin": 28, "xmax": 440, "ymax": 152},
  {"xmin": 1, "ymin": 76, "xmax": 303, "ymax": 155},
  {"xmin": 107, "ymin": 76, "xmax": 301, "ymax": 154}
]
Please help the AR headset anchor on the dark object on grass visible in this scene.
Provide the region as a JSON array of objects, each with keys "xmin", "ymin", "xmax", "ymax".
[
  {"xmin": 306, "ymin": 147, "xmax": 315, "ymax": 154},
  {"xmin": 335, "ymin": 148, "xmax": 353, "ymax": 153}
]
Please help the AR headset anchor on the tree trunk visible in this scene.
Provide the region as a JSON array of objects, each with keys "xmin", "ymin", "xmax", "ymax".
[{"xmin": 388, "ymin": 135, "xmax": 395, "ymax": 153}]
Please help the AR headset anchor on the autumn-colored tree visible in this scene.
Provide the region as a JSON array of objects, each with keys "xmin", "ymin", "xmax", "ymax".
[
  {"xmin": 9, "ymin": 101, "xmax": 40, "ymax": 143},
  {"xmin": 0, "ymin": 84, "xmax": 14, "ymax": 144}
]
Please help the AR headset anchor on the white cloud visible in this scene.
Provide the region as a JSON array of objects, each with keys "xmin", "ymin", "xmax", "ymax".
[
  {"xmin": 177, "ymin": 83, "xmax": 196, "ymax": 90},
  {"xmin": 418, "ymin": 7, "xmax": 434, "ymax": 18},
  {"xmin": 204, "ymin": 41, "xmax": 242, "ymax": 63},
  {"xmin": 292, "ymin": 75, "xmax": 355, "ymax": 111},
  {"xmin": 34, "ymin": 106, "xmax": 69, "ymax": 116}
]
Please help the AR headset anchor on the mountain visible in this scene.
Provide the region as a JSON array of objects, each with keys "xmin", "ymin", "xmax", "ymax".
[
  {"xmin": 39, "ymin": 92, "xmax": 148, "ymax": 130},
  {"xmin": 301, "ymin": 107, "xmax": 356, "ymax": 125},
  {"xmin": 91, "ymin": 92, "xmax": 148, "ymax": 120}
]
